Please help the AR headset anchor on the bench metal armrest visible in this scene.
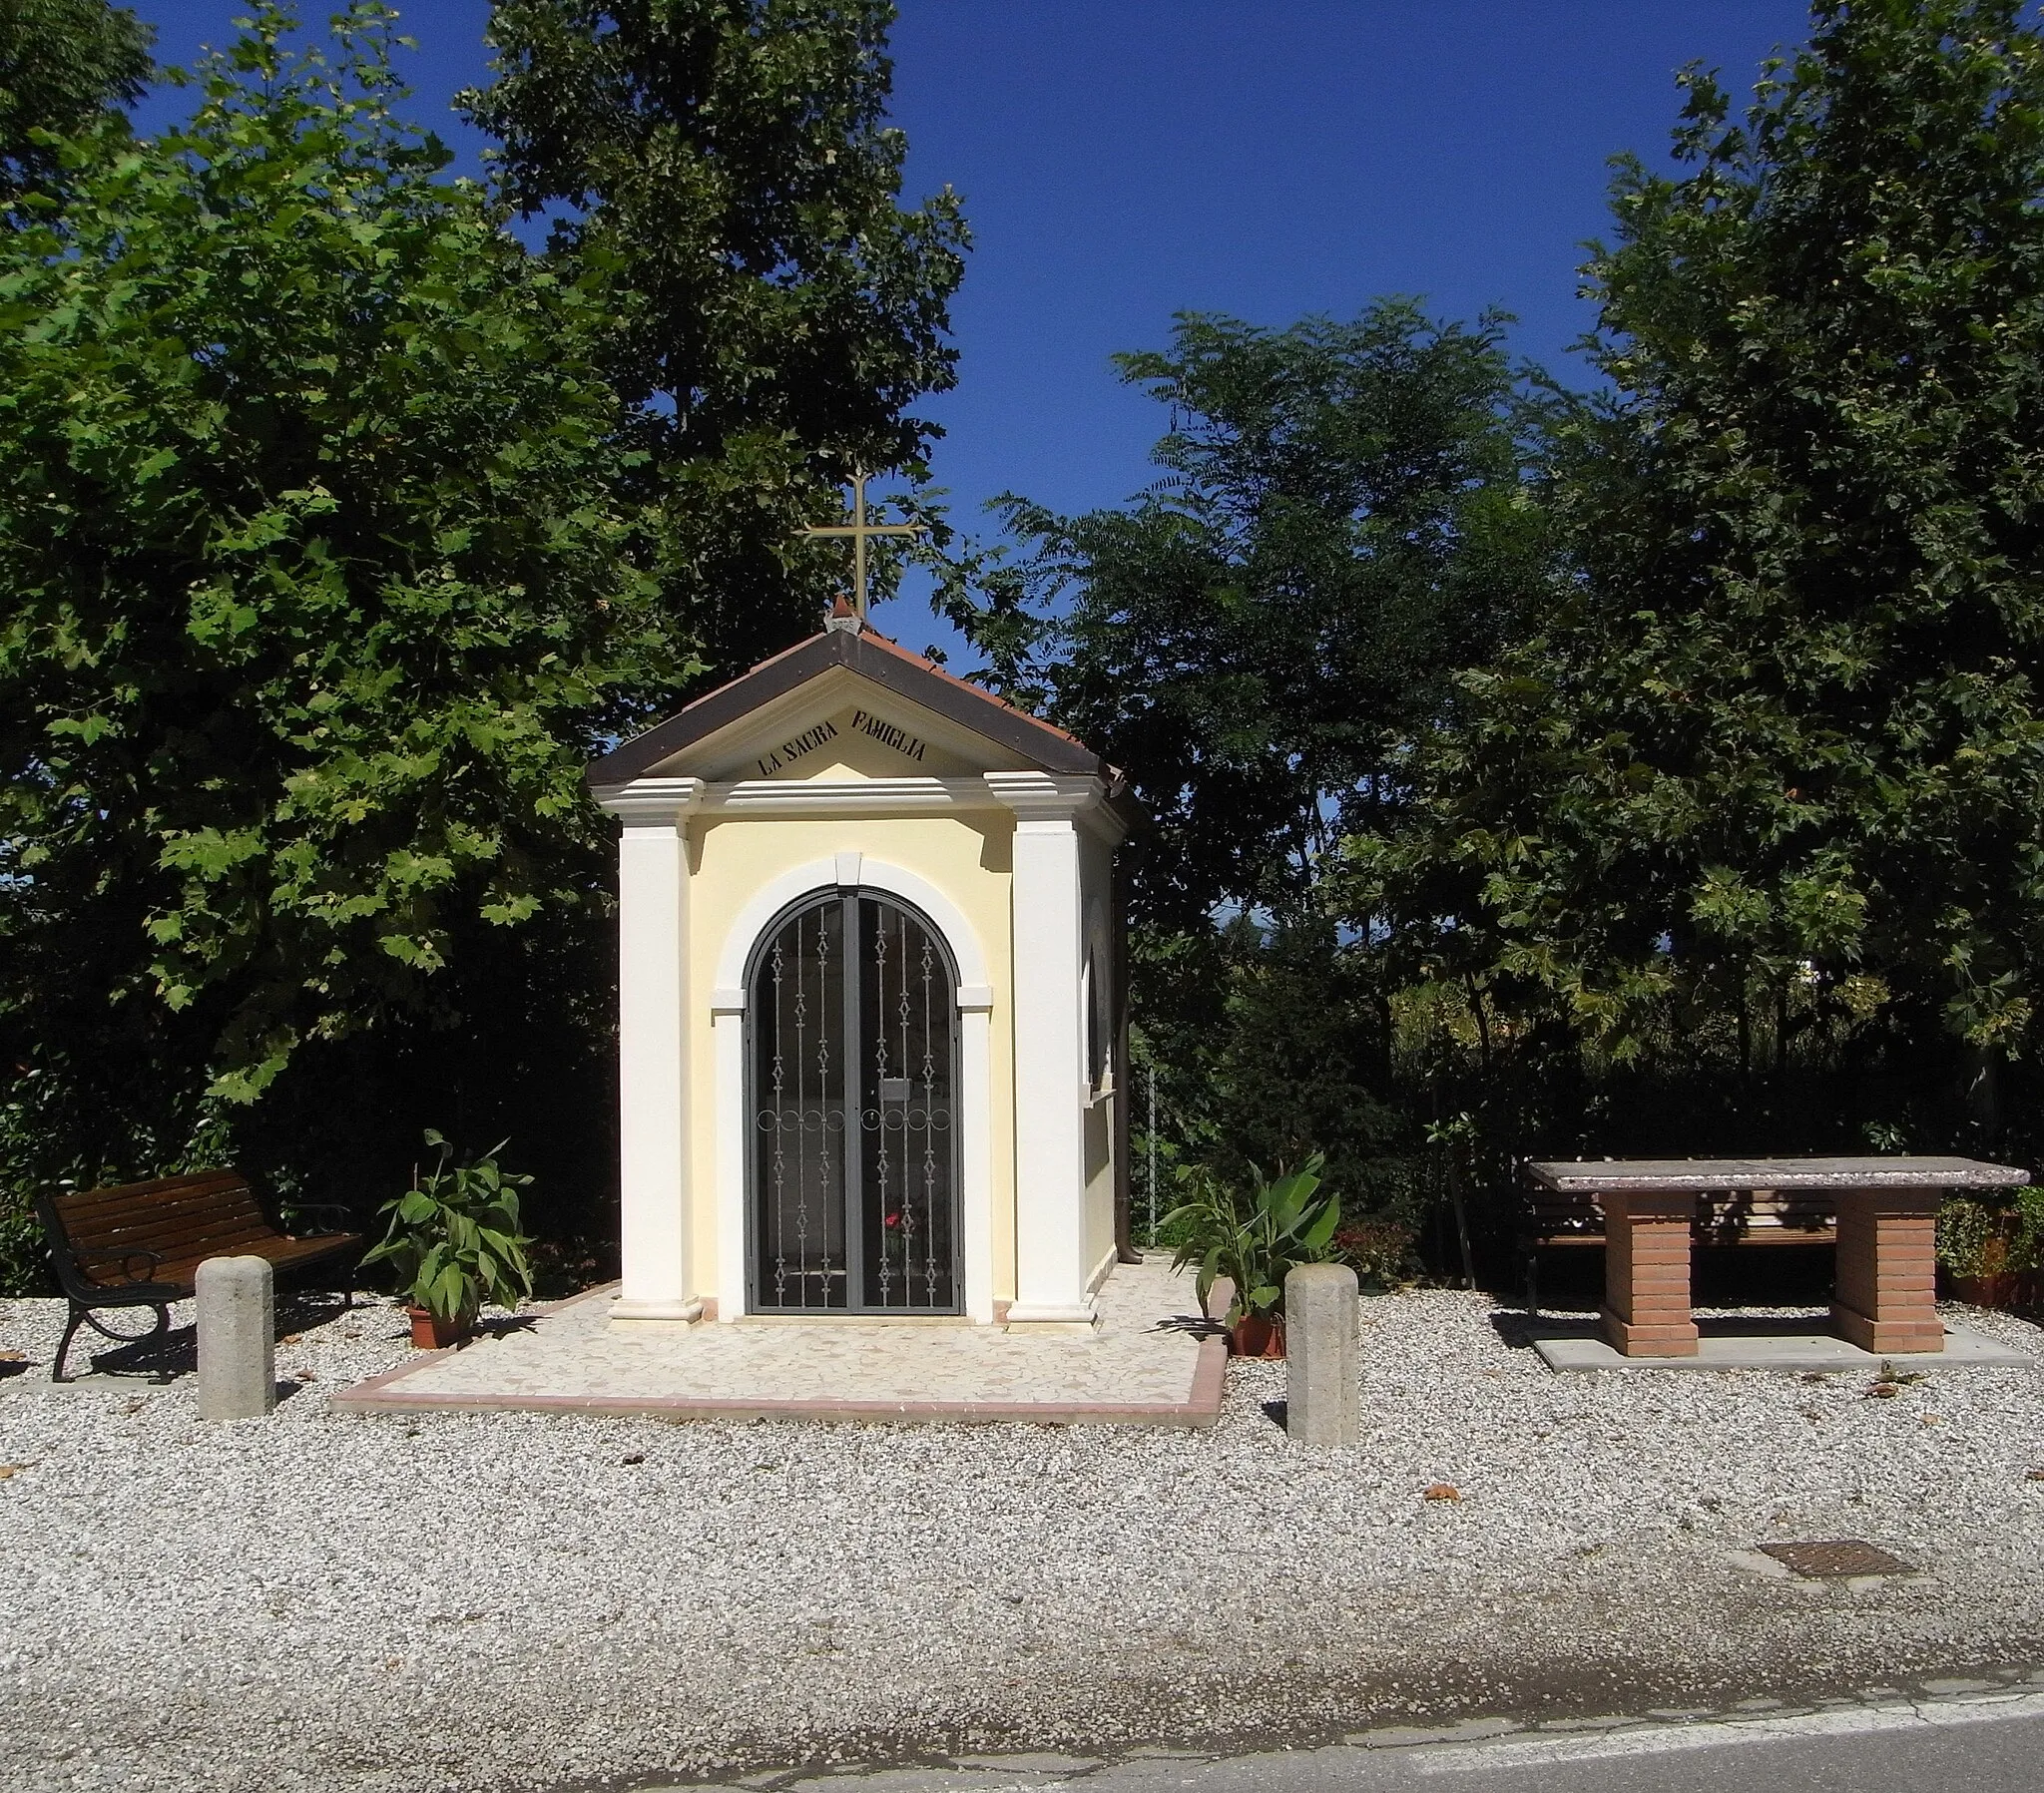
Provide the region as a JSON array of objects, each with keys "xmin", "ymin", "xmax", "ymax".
[
  {"xmin": 74, "ymin": 1247, "xmax": 166, "ymax": 1285},
  {"xmin": 284, "ymin": 1203, "xmax": 354, "ymax": 1237}
]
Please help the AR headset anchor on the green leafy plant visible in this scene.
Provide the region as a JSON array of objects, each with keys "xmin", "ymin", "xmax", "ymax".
[
  {"xmin": 1163, "ymin": 1153, "xmax": 1341, "ymax": 1323},
  {"xmin": 1937, "ymin": 1188, "xmax": 2044, "ymax": 1280},
  {"xmin": 361, "ymin": 1131, "xmax": 536, "ymax": 1323}
]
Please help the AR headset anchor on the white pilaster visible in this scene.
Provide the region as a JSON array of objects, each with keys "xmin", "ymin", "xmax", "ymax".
[
  {"xmin": 711, "ymin": 987, "xmax": 747, "ymax": 1322},
  {"xmin": 598, "ymin": 778, "xmax": 704, "ymax": 1323},
  {"xmin": 988, "ymin": 772, "xmax": 1102, "ymax": 1331},
  {"xmin": 957, "ymin": 983, "xmax": 996, "ymax": 1324}
]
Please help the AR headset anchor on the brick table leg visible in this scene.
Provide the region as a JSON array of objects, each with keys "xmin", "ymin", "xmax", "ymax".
[
  {"xmin": 1833, "ymin": 1188, "xmax": 1944, "ymax": 1354},
  {"xmin": 1599, "ymin": 1189, "xmax": 1701, "ymax": 1357}
]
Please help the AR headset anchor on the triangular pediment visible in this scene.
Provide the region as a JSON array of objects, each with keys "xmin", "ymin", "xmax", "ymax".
[{"xmin": 586, "ymin": 628, "xmax": 1101, "ymax": 789}]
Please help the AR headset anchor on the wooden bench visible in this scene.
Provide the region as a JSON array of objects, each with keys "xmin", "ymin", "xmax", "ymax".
[
  {"xmin": 1519, "ymin": 1185, "xmax": 1838, "ymax": 1315},
  {"xmin": 34, "ymin": 1170, "xmax": 361, "ymax": 1381}
]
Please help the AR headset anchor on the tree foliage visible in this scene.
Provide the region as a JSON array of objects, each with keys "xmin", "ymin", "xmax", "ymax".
[
  {"xmin": 0, "ymin": 0, "xmax": 152, "ymax": 208},
  {"xmin": 0, "ymin": 0, "xmax": 976, "ymax": 1294},
  {"xmin": 461, "ymin": 0, "xmax": 969, "ymax": 672},
  {"xmin": 975, "ymin": 304, "xmax": 1548, "ymax": 1213},
  {"xmin": 1374, "ymin": 1, "xmax": 2044, "ymax": 1100},
  {"xmin": 989, "ymin": 303, "xmax": 1549, "ymax": 935},
  {"xmin": 0, "ymin": 4, "xmax": 682, "ymax": 1254}
]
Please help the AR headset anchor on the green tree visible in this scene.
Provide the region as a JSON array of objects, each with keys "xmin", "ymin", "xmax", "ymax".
[
  {"xmin": 0, "ymin": 0, "xmax": 152, "ymax": 209},
  {"xmin": 0, "ymin": 3, "xmax": 682, "ymax": 1278},
  {"xmin": 1376, "ymin": 0, "xmax": 2044, "ymax": 1151},
  {"xmin": 993, "ymin": 304, "xmax": 1549, "ymax": 935},
  {"xmin": 460, "ymin": 0, "xmax": 969, "ymax": 672},
  {"xmin": 985, "ymin": 303, "xmax": 1549, "ymax": 1209}
]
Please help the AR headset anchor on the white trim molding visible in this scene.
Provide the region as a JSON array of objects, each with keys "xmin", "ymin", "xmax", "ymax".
[
  {"xmin": 711, "ymin": 855, "xmax": 996, "ymax": 1324},
  {"xmin": 982, "ymin": 770, "xmax": 1101, "ymax": 816},
  {"xmin": 707, "ymin": 776, "xmax": 1009, "ymax": 816},
  {"xmin": 714, "ymin": 857, "xmax": 991, "ymax": 991},
  {"xmin": 594, "ymin": 776, "xmax": 705, "ymax": 825}
]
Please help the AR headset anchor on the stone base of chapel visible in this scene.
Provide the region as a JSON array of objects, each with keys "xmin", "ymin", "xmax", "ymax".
[
  {"xmin": 1003, "ymin": 1296, "xmax": 1102, "ymax": 1335},
  {"xmin": 608, "ymin": 1296, "xmax": 704, "ymax": 1329}
]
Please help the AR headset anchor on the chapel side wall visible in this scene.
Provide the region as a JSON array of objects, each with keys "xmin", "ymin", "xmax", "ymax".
[
  {"xmin": 1080, "ymin": 826, "xmax": 1118, "ymax": 1286},
  {"xmin": 685, "ymin": 811, "xmax": 1018, "ymax": 1311}
]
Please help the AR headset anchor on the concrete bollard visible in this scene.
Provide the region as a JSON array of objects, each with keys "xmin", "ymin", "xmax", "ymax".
[
  {"xmin": 1285, "ymin": 1262, "xmax": 1360, "ymax": 1446},
  {"xmin": 196, "ymin": 1255, "xmax": 276, "ymax": 1422}
]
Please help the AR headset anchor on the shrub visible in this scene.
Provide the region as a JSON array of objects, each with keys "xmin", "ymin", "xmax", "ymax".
[{"xmin": 1937, "ymin": 1188, "xmax": 2044, "ymax": 1279}]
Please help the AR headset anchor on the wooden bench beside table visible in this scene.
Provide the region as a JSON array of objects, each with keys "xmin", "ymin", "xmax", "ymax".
[
  {"xmin": 34, "ymin": 1170, "xmax": 361, "ymax": 1381},
  {"xmin": 1524, "ymin": 1156, "xmax": 2029, "ymax": 1359},
  {"xmin": 1519, "ymin": 1183, "xmax": 1839, "ymax": 1318}
]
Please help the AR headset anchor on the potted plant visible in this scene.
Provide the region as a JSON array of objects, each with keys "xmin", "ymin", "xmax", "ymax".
[
  {"xmin": 1162, "ymin": 1153, "xmax": 1341, "ymax": 1358},
  {"xmin": 1938, "ymin": 1187, "xmax": 2044, "ymax": 1311},
  {"xmin": 362, "ymin": 1131, "xmax": 537, "ymax": 1348}
]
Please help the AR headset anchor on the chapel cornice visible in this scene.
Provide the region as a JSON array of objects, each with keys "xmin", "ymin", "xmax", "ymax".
[
  {"xmin": 984, "ymin": 771, "xmax": 1128, "ymax": 842},
  {"xmin": 592, "ymin": 776, "xmax": 704, "ymax": 825}
]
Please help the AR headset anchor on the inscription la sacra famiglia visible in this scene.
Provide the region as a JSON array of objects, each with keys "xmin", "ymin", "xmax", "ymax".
[
  {"xmin": 754, "ymin": 708, "xmax": 928, "ymax": 777},
  {"xmin": 755, "ymin": 718, "xmax": 839, "ymax": 777}
]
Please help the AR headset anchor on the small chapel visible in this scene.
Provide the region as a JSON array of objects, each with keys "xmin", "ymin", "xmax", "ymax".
[{"xmin": 585, "ymin": 532, "xmax": 1138, "ymax": 1334}]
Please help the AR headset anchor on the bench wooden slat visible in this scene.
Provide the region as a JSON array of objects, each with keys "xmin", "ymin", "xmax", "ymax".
[
  {"xmin": 66, "ymin": 1202, "xmax": 274, "ymax": 1252},
  {"xmin": 67, "ymin": 1223, "xmax": 281, "ymax": 1267},
  {"xmin": 59, "ymin": 1178, "xmax": 257, "ymax": 1214},
  {"xmin": 56, "ymin": 1207, "xmax": 270, "ymax": 1251},
  {"xmin": 59, "ymin": 1167, "xmax": 251, "ymax": 1196},
  {"xmin": 35, "ymin": 1169, "xmax": 363, "ymax": 1379},
  {"xmin": 55, "ymin": 1171, "xmax": 251, "ymax": 1212},
  {"xmin": 150, "ymin": 1236, "xmax": 350, "ymax": 1289},
  {"xmin": 68, "ymin": 1218, "xmax": 279, "ymax": 1259},
  {"xmin": 56, "ymin": 1177, "xmax": 263, "ymax": 1217}
]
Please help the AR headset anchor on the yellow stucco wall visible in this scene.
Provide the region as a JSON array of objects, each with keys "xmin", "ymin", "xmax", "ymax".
[{"xmin": 683, "ymin": 809, "xmax": 1019, "ymax": 1303}]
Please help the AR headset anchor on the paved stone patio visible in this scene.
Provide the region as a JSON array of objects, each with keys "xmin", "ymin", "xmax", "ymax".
[{"xmin": 332, "ymin": 1254, "xmax": 1226, "ymax": 1426}]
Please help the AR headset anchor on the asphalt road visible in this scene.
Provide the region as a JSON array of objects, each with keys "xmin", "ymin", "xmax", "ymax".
[
  {"xmin": 694, "ymin": 1691, "xmax": 2044, "ymax": 1793},
  {"xmin": 1125, "ymin": 1699, "xmax": 2044, "ymax": 1793}
]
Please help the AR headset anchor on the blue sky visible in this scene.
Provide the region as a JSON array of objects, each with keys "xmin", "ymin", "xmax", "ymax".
[{"xmin": 131, "ymin": 2, "xmax": 1815, "ymax": 649}]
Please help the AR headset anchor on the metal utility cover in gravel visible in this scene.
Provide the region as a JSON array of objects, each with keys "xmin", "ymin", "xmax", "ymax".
[{"xmin": 1759, "ymin": 1540, "xmax": 1915, "ymax": 1578}]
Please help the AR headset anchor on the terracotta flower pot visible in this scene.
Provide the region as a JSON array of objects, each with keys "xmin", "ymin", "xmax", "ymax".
[
  {"xmin": 407, "ymin": 1305, "xmax": 475, "ymax": 1350},
  {"xmin": 1231, "ymin": 1314, "xmax": 1285, "ymax": 1359}
]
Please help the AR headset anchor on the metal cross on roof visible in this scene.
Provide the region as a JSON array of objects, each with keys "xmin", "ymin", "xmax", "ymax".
[{"xmin": 798, "ymin": 473, "xmax": 926, "ymax": 623}]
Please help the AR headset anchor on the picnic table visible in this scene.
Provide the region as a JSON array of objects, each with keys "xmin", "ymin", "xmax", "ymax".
[{"xmin": 1524, "ymin": 1156, "xmax": 2029, "ymax": 1358}]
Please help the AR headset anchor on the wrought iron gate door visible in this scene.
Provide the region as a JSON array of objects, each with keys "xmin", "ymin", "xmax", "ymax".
[{"xmin": 749, "ymin": 890, "xmax": 961, "ymax": 1313}]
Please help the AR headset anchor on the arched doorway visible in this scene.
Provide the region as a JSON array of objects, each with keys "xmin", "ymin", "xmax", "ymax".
[{"xmin": 747, "ymin": 888, "xmax": 961, "ymax": 1313}]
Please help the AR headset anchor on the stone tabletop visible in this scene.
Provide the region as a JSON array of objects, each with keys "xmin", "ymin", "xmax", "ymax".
[{"xmin": 1526, "ymin": 1154, "xmax": 2030, "ymax": 1192}]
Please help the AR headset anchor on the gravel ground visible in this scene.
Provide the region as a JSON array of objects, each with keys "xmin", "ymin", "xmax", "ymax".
[{"xmin": 2, "ymin": 1287, "xmax": 2042, "ymax": 1793}]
